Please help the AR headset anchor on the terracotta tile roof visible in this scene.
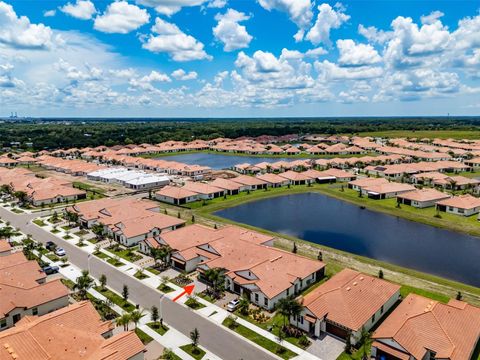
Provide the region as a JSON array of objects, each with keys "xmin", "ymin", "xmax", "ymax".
[
  {"xmin": 256, "ymin": 173, "xmax": 289, "ymax": 185},
  {"xmin": 182, "ymin": 182, "xmax": 225, "ymax": 195},
  {"xmin": 0, "ymin": 240, "xmax": 11, "ymax": 254},
  {"xmin": 210, "ymin": 178, "xmax": 243, "ymax": 191},
  {"xmin": 0, "ymin": 253, "xmax": 69, "ymax": 317},
  {"xmin": 436, "ymin": 194, "xmax": 480, "ymax": 210},
  {"xmin": 303, "ymin": 269, "xmax": 400, "ymax": 331},
  {"xmin": 230, "ymin": 175, "xmax": 267, "ymax": 187},
  {"xmin": 363, "ymin": 182, "xmax": 415, "ymax": 195},
  {"xmin": 278, "ymin": 170, "xmax": 314, "ymax": 182},
  {"xmin": 348, "ymin": 177, "xmax": 389, "ymax": 188},
  {"xmin": 373, "ymin": 294, "xmax": 480, "ymax": 360},
  {"xmin": 0, "ymin": 302, "xmax": 144, "ymax": 360},
  {"xmin": 156, "ymin": 185, "xmax": 199, "ymax": 199},
  {"xmin": 397, "ymin": 188, "xmax": 451, "ymax": 202}
]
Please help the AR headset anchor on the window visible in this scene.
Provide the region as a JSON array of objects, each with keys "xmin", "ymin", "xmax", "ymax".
[
  {"xmin": 255, "ymin": 293, "xmax": 259, "ymax": 302},
  {"xmin": 286, "ymin": 288, "xmax": 289, "ymax": 296},
  {"xmin": 264, "ymin": 298, "xmax": 268, "ymax": 307},
  {"xmin": 32, "ymin": 307, "xmax": 38, "ymax": 315},
  {"xmin": 371, "ymin": 314, "xmax": 375, "ymax": 322},
  {"xmin": 380, "ymin": 305, "xmax": 384, "ymax": 314},
  {"xmin": 0, "ymin": 319, "xmax": 6, "ymax": 328},
  {"xmin": 299, "ymin": 316, "xmax": 304, "ymax": 324}
]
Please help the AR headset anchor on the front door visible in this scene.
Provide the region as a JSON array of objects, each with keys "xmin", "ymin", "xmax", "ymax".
[{"xmin": 13, "ymin": 314, "xmax": 21, "ymax": 324}]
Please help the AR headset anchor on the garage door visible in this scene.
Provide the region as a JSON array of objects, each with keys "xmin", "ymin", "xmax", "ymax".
[{"xmin": 326, "ymin": 322, "xmax": 348, "ymax": 339}]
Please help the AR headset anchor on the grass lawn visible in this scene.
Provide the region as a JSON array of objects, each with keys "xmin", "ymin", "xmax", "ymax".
[
  {"xmin": 76, "ymin": 242, "xmax": 87, "ymax": 247},
  {"xmin": 337, "ymin": 344, "xmax": 370, "ymax": 360},
  {"xmin": 157, "ymin": 283, "xmax": 174, "ymax": 293},
  {"xmin": 146, "ymin": 322, "xmax": 169, "ymax": 336},
  {"xmin": 94, "ymin": 286, "xmax": 136, "ymax": 312},
  {"xmin": 33, "ymin": 219, "xmax": 46, "ymax": 227},
  {"xmin": 146, "ymin": 266, "xmax": 161, "ymax": 275},
  {"xmin": 11, "ymin": 208, "xmax": 24, "ymax": 214},
  {"xmin": 185, "ymin": 298, "xmax": 206, "ymax": 310},
  {"xmin": 94, "ymin": 251, "xmax": 110, "ymax": 260},
  {"xmin": 222, "ymin": 317, "xmax": 297, "ymax": 359},
  {"xmin": 72, "ymin": 181, "xmax": 106, "ymax": 195},
  {"xmin": 134, "ymin": 270, "xmax": 149, "ymax": 280},
  {"xmin": 179, "ymin": 344, "xmax": 205, "ymax": 360},
  {"xmin": 74, "ymin": 229, "xmax": 89, "ymax": 236},
  {"xmin": 235, "ymin": 311, "xmax": 310, "ymax": 349},
  {"xmin": 400, "ymin": 285, "xmax": 450, "ymax": 303},
  {"xmin": 106, "ymin": 257, "xmax": 125, "ymax": 267},
  {"xmin": 61, "ymin": 225, "xmax": 71, "ymax": 231},
  {"xmin": 45, "ymin": 253, "xmax": 60, "ymax": 262},
  {"xmin": 134, "ymin": 328, "xmax": 153, "ymax": 345},
  {"xmin": 106, "ymin": 246, "xmax": 142, "ymax": 262},
  {"xmin": 51, "ymin": 228, "xmax": 60, "ymax": 234},
  {"xmin": 60, "ymin": 278, "xmax": 75, "ymax": 290}
]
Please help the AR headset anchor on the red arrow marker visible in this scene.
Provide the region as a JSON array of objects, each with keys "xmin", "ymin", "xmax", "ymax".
[{"xmin": 172, "ymin": 284, "xmax": 195, "ymax": 302}]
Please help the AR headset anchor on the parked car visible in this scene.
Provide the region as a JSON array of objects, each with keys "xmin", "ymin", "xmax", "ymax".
[
  {"xmin": 45, "ymin": 241, "xmax": 56, "ymax": 251},
  {"xmin": 54, "ymin": 247, "xmax": 66, "ymax": 257},
  {"xmin": 227, "ymin": 299, "xmax": 240, "ymax": 312},
  {"xmin": 42, "ymin": 265, "xmax": 59, "ymax": 275}
]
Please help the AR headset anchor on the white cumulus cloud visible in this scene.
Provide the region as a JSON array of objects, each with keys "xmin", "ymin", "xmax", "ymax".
[
  {"xmin": 257, "ymin": 0, "xmax": 313, "ymax": 41},
  {"xmin": 337, "ymin": 39, "xmax": 381, "ymax": 66},
  {"xmin": 94, "ymin": 1, "xmax": 150, "ymax": 34},
  {"xmin": 142, "ymin": 17, "xmax": 212, "ymax": 61},
  {"xmin": 306, "ymin": 3, "xmax": 350, "ymax": 46},
  {"xmin": 135, "ymin": 0, "xmax": 207, "ymax": 16},
  {"xmin": 0, "ymin": 1, "xmax": 57, "ymax": 49},
  {"xmin": 60, "ymin": 0, "xmax": 96, "ymax": 20},
  {"xmin": 213, "ymin": 9, "xmax": 252, "ymax": 51},
  {"xmin": 171, "ymin": 69, "xmax": 198, "ymax": 80}
]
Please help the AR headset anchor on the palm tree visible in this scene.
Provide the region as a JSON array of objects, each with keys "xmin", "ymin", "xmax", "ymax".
[
  {"xmin": 203, "ymin": 268, "xmax": 225, "ymax": 299},
  {"xmin": 275, "ymin": 296, "xmax": 303, "ymax": 331},
  {"xmin": 238, "ymin": 295, "xmax": 250, "ymax": 316},
  {"xmin": 92, "ymin": 224, "xmax": 104, "ymax": 239},
  {"xmin": 359, "ymin": 327, "xmax": 373, "ymax": 360},
  {"xmin": 115, "ymin": 313, "xmax": 131, "ymax": 331},
  {"xmin": 151, "ymin": 306, "xmax": 159, "ymax": 326},
  {"xmin": 130, "ymin": 310, "xmax": 144, "ymax": 329},
  {"xmin": 74, "ymin": 270, "xmax": 94, "ymax": 300},
  {"xmin": 99, "ymin": 274, "xmax": 107, "ymax": 290},
  {"xmin": 190, "ymin": 327, "xmax": 200, "ymax": 349}
]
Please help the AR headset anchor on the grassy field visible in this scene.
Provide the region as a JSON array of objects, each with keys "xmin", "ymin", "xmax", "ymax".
[
  {"xmin": 356, "ymin": 130, "xmax": 480, "ymax": 140},
  {"xmin": 179, "ymin": 344, "xmax": 206, "ymax": 360}
]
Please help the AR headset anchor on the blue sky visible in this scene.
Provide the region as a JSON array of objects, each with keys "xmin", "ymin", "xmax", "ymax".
[{"xmin": 0, "ymin": 0, "xmax": 479, "ymax": 117}]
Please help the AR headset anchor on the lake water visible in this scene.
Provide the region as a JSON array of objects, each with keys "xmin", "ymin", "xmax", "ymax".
[
  {"xmin": 215, "ymin": 192, "xmax": 480, "ymax": 287},
  {"xmin": 156, "ymin": 153, "xmax": 296, "ymax": 169}
]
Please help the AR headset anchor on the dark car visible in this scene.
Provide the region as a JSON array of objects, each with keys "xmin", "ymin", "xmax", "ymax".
[
  {"xmin": 42, "ymin": 265, "xmax": 59, "ymax": 275},
  {"xmin": 45, "ymin": 241, "xmax": 57, "ymax": 251}
]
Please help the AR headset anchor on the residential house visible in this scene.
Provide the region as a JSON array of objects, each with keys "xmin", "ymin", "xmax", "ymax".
[
  {"xmin": 295, "ymin": 269, "xmax": 400, "ymax": 345},
  {"xmin": 155, "ymin": 185, "xmax": 200, "ymax": 205},
  {"xmin": 210, "ymin": 178, "xmax": 246, "ymax": 195},
  {"xmin": 230, "ymin": 175, "xmax": 268, "ymax": 190},
  {"xmin": 362, "ymin": 182, "xmax": 416, "ymax": 199},
  {"xmin": 0, "ymin": 252, "xmax": 69, "ymax": 330},
  {"xmin": 278, "ymin": 171, "xmax": 315, "ymax": 185},
  {"xmin": 348, "ymin": 177, "xmax": 389, "ymax": 191},
  {"xmin": 372, "ymin": 294, "xmax": 480, "ymax": 360},
  {"xmin": 68, "ymin": 198, "xmax": 185, "ymax": 246},
  {"xmin": 0, "ymin": 301, "xmax": 145, "ymax": 360},
  {"xmin": 256, "ymin": 173, "xmax": 290, "ymax": 187},
  {"xmin": 182, "ymin": 182, "xmax": 226, "ymax": 200},
  {"xmin": 397, "ymin": 189, "xmax": 451, "ymax": 208},
  {"xmin": 436, "ymin": 194, "xmax": 480, "ymax": 216},
  {"xmin": 146, "ymin": 224, "xmax": 325, "ymax": 310}
]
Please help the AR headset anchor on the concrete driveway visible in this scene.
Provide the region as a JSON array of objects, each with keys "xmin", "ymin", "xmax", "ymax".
[{"xmin": 307, "ymin": 334, "xmax": 345, "ymax": 360}]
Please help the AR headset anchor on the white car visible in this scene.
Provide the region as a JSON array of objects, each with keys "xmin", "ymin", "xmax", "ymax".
[
  {"xmin": 55, "ymin": 247, "xmax": 66, "ymax": 257},
  {"xmin": 227, "ymin": 299, "xmax": 240, "ymax": 312}
]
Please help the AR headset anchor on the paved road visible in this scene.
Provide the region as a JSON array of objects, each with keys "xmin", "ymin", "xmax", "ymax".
[{"xmin": 0, "ymin": 208, "xmax": 275, "ymax": 360}]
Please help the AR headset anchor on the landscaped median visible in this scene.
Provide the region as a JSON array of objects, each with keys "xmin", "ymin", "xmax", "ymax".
[
  {"xmin": 223, "ymin": 316, "xmax": 297, "ymax": 360},
  {"xmin": 94, "ymin": 286, "xmax": 136, "ymax": 312}
]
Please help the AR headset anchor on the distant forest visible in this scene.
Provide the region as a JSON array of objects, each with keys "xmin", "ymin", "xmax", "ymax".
[{"xmin": 1, "ymin": 117, "xmax": 480, "ymax": 150}]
